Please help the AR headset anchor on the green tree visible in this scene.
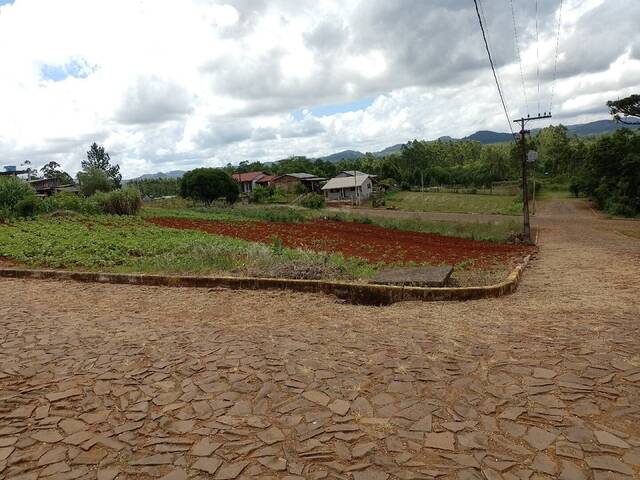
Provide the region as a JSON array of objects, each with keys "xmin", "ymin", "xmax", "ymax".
[
  {"xmin": 607, "ymin": 94, "xmax": 640, "ymax": 124},
  {"xmin": 180, "ymin": 168, "xmax": 239, "ymax": 204},
  {"xmin": 82, "ymin": 143, "xmax": 122, "ymax": 188},
  {"xmin": 536, "ymin": 125, "xmax": 572, "ymax": 175},
  {"xmin": 40, "ymin": 161, "xmax": 74, "ymax": 184},
  {"xmin": 77, "ymin": 168, "xmax": 115, "ymax": 196}
]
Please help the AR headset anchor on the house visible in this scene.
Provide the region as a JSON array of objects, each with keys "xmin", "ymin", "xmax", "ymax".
[
  {"xmin": 321, "ymin": 172, "xmax": 374, "ymax": 203},
  {"xmin": 232, "ymin": 171, "xmax": 268, "ymax": 194},
  {"xmin": 270, "ymin": 172, "xmax": 326, "ymax": 193},
  {"xmin": 27, "ymin": 178, "xmax": 78, "ymax": 197}
]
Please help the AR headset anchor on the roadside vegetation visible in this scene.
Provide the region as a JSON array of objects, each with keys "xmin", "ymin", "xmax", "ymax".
[{"xmin": 385, "ymin": 191, "xmax": 522, "ymax": 215}]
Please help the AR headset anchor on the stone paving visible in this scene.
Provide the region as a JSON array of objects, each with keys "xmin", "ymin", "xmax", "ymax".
[{"xmin": 1, "ymin": 199, "xmax": 639, "ymax": 480}]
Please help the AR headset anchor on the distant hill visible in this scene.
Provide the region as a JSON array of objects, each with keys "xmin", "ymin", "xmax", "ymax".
[
  {"xmin": 125, "ymin": 170, "xmax": 185, "ymax": 182},
  {"xmin": 319, "ymin": 150, "xmax": 365, "ymax": 162},
  {"xmin": 463, "ymin": 130, "xmax": 513, "ymax": 144}
]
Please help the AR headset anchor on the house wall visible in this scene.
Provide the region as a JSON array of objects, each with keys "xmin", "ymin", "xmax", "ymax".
[{"xmin": 271, "ymin": 176, "xmax": 302, "ymax": 193}]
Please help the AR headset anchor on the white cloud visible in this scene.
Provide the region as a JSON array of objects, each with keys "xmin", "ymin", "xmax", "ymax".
[{"xmin": 0, "ymin": 0, "xmax": 637, "ymax": 178}]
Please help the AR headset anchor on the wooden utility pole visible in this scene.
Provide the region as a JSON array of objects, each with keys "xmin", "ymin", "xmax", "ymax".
[{"xmin": 513, "ymin": 113, "xmax": 551, "ymax": 244}]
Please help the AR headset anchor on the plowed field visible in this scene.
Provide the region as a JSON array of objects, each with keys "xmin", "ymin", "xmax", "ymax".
[{"xmin": 147, "ymin": 217, "xmax": 532, "ymax": 267}]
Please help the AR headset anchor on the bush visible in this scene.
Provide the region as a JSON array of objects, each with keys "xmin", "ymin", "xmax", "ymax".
[
  {"xmin": 0, "ymin": 176, "xmax": 37, "ymax": 220},
  {"xmin": 43, "ymin": 192, "xmax": 84, "ymax": 212},
  {"xmin": 251, "ymin": 185, "xmax": 273, "ymax": 204},
  {"xmin": 15, "ymin": 197, "xmax": 43, "ymax": 218},
  {"xmin": 180, "ymin": 168, "xmax": 239, "ymax": 204},
  {"xmin": 301, "ymin": 193, "xmax": 325, "ymax": 209},
  {"xmin": 78, "ymin": 168, "xmax": 115, "ymax": 196},
  {"xmin": 92, "ymin": 188, "xmax": 142, "ymax": 215}
]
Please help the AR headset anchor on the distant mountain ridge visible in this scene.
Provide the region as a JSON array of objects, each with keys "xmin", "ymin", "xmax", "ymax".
[{"xmin": 126, "ymin": 119, "xmax": 637, "ymax": 180}]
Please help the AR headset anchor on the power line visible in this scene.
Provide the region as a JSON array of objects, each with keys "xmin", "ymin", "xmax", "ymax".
[
  {"xmin": 535, "ymin": 0, "xmax": 541, "ymax": 114},
  {"xmin": 549, "ymin": 0, "xmax": 563, "ymax": 113},
  {"xmin": 509, "ymin": 0, "xmax": 529, "ymax": 115},
  {"xmin": 472, "ymin": 0, "xmax": 515, "ymax": 136}
]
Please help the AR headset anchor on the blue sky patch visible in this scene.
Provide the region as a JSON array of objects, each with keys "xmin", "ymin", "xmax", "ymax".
[
  {"xmin": 40, "ymin": 58, "xmax": 95, "ymax": 82},
  {"xmin": 292, "ymin": 97, "xmax": 374, "ymax": 120},
  {"xmin": 0, "ymin": 0, "xmax": 16, "ymax": 6}
]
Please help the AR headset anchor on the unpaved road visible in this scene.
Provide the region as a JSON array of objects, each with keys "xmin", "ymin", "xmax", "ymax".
[{"xmin": 1, "ymin": 199, "xmax": 639, "ymax": 479}]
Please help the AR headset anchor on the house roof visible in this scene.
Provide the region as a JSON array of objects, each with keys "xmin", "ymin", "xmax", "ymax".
[
  {"xmin": 274, "ymin": 172, "xmax": 325, "ymax": 181},
  {"xmin": 255, "ymin": 175, "xmax": 276, "ymax": 183},
  {"xmin": 232, "ymin": 171, "xmax": 266, "ymax": 182},
  {"xmin": 322, "ymin": 174, "xmax": 371, "ymax": 190},
  {"xmin": 337, "ymin": 170, "xmax": 369, "ymax": 177}
]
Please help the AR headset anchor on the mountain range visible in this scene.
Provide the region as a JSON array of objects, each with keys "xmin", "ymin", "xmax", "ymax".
[{"xmin": 126, "ymin": 119, "xmax": 638, "ymax": 180}]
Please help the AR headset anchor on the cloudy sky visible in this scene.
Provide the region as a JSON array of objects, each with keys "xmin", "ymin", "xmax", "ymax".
[{"xmin": 0, "ymin": 0, "xmax": 638, "ymax": 178}]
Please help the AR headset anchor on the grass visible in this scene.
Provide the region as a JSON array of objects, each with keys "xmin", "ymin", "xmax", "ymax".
[
  {"xmin": 0, "ymin": 215, "xmax": 375, "ymax": 280},
  {"xmin": 385, "ymin": 191, "xmax": 522, "ymax": 215},
  {"xmin": 619, "ymin": 230, "xmax": 640, "ymax": 240},
  {"xmin": 144, "ymin": 203, "xmax": 518, "ymax": 243}
]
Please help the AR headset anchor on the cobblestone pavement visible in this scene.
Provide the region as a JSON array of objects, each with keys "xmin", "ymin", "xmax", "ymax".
[{"xmin": 1, "ymin": 200, "xmax": 639, "ymax": 480}]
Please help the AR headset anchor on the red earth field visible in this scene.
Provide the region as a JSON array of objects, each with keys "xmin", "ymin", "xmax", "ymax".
[{"xmin": 147, "ymin": 217, "xmax": 532, "ymax": 267}]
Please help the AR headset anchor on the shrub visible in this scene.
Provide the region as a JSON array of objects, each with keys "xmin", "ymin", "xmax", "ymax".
[
  {"xmin": 78, "ymin": 167, "xmax": 115, "ymax": 196},
  {"xmin": 251, "ymin": 185, "xmax": 273, "ymax": 204},
  {"xmin": 301, "ymin": 193, "xmax": 325, "ymax": 209},
  {"xmin": 92, "ymin": 188, "xmax": 142, "ymax": 215},
  {"xmin": 180, "ymin": 168, "xmax": 239, "ymax": 204},
  {"xmin": 0, "ymin": 176, "xmax": 36, "ymax": 216},
  {"xmin": 15, "ymin": 197, "xmax": 43, "ymax": 218},
  {"xmin": 43, "ymin": 192, "xmax": 84, "ymax": 212}
]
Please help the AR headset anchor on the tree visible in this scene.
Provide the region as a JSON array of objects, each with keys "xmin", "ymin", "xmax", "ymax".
[
  {"xmin": 40, "ymin": 161, "xmax": 74, "ymax": 184},
  {"xmin": 607, "ymin": 94, "xmax": 640, "ymax": 124},
  {"xmin": 82, "ymin": 143, "xmax": 122, "ymax": 188},
  {"xmin": 77, "ymin": 168, "xmax": 115, "ymax": 196},
  {"xmin": 179, "ymin": 168, "xmax": 239, "ymax": 204}
]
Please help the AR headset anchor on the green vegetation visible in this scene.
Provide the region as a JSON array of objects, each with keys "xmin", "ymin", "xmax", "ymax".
[
  {"xmin": 0, "ymin": 176, "xmax": 38, "ymax": 220},
  {"xmin": 91, "ymin": 188, "xmax": 142, "ymax": 215},
  {"xmin": 0, "ymin": 216, "xmax": 374, "ymax": 279},
  {"xmin": 144, "ymin": 204, "xmax": 306, "ymax": 223},
  {"xmin": 301, "ymin": 193, "xmax": 325, "ymax": 209},
  {"xmin": 619, "ymin": 230, "xmax": 640, "ymax": 240},
  {"xmin": 127, "ymin": 178, "xmax": 179, "ymax": 198},
  {"xmin": 318, "ymin": 211, "xmax": 519, "ymax": 243},
  {"xmin": 251, "ymin": 185, "xmax": 287, "ymax": 204},
  {"xmin": 569, "ymin": 129, "xmax": 640, "ymax": 216},
  {"xmin": 180, "ymin": 168, "xmax": 239, "ymax": 204},
  {"xmin": 385, "ymin": 191, "xmax": 521, "ymax": 215},
  {"xmin": 78, "ymin": 167, "xmax": 115, "ymax": 196}
]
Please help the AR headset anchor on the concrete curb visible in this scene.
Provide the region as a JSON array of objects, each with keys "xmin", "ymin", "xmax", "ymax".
[{"xmin": 0, "ymin": 255, "xmax": 530, "ymax": 306}]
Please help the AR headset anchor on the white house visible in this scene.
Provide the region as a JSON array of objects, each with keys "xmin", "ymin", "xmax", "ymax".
[{"xmin": 321, "ymin": 173, "xmax": 374, "ymax": 203}]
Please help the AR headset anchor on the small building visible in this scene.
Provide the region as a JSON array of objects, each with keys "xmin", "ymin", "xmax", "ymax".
[
  {"xmin": 232, "ymin": 171, "xmax": 268, "ymax": 194},
  {"xmin": 270, "ymin": 172, "xmax": 326, "ymax": 193},
  {"xmin": 27, "ymin": 178, "xmax": 78, "ymax": 197},
  {"xmin": 322, "ymin": 173, "xmax": 374, "ymax": 203}
]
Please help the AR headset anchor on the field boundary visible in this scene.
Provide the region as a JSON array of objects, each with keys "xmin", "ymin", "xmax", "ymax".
[{"xmin": 0, "ymin": 255, "xmax": 531, "ymax": 306}]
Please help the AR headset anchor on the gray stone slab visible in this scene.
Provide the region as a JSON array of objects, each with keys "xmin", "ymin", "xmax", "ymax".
[{"xmin": 371, "ymin": 265, "xmax": 453, "ymax": 287}]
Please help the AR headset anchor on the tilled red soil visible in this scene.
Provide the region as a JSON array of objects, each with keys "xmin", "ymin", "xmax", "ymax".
[{"xmin": 147, "ymin": 217, "xmax": 532, "ymax": 267}]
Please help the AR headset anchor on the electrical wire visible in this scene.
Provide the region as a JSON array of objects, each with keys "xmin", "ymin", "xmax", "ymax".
[
  {"xmin": 473, "ymin": 0, "xmax": 515, "ymax": 136},
  {"xmin": 535, "ymin": 0, "xmax": 540, "ymax": 114},
  {"xmin": 549, "ymin": 0, "xmax": 563, "ymax": 114},
  {"xmin": 510, "ymin": 0, "xmax": 529, "ymax": 115}
]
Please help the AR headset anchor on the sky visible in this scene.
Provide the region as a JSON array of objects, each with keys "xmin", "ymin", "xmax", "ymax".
[{"xmin": 0, "ymin": 0, "xmax": 638, "ymax": 178}]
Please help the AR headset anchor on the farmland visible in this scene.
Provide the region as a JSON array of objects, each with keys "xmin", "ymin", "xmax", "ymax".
[
  {"xmin": 385, "ymin": 191, "xmax": 522, "ymax": 215},
  {"xmin": 0, "ymin": 209, "xmax": 530, "ymax": 286}
]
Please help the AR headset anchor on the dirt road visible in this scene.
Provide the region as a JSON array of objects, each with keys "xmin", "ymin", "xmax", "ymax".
[{"xmin": 1, "ymin": 199, "xmax": 639, "ymax": 479}]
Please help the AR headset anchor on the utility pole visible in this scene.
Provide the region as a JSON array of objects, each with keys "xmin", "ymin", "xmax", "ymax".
[{"xmin": 513, "ymin": 113, "xmax": 551, "ymax": 244}]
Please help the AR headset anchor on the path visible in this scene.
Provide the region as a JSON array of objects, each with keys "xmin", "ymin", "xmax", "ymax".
[{"xmin": 1, "ymin": 199, "xmax": 639, "ymax": 480}]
